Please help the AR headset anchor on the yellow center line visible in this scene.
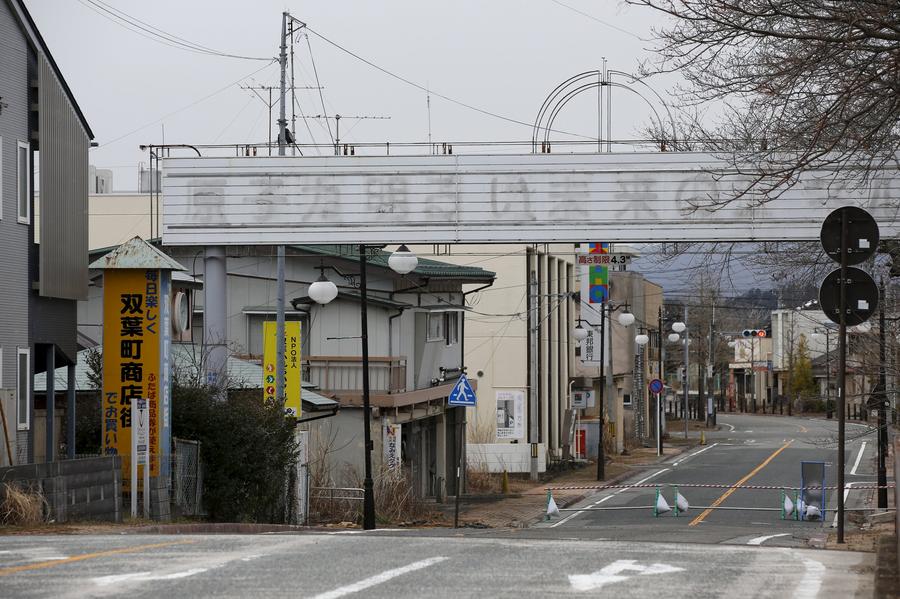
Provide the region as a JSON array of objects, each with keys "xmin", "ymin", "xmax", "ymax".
[
  {"xmin": 0, "ymin": 540, "xmax": 196, "ymax": 577},
  {"xmin": 688, "ymin": 440, "xmax": 793, "ymax": 527}
]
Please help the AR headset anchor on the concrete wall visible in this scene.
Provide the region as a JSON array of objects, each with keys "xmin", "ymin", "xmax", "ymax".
[
  {"xmin": 468, "ymin": 443, "xmax": 547, "ymax": 474},
  {"xmin": 0, "ymin": 456, "xmax": 122, "ymax": 522}
]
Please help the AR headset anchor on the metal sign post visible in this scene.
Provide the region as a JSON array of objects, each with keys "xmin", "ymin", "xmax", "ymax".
[
  {"xmin": 649, "ymin": 379, "xmax": 664, "ymax": 456},
  {"xmin": 819, "ymin": 206, "xmax": 879, "ymax": 544},
  {"xmin": 131, "ymin": 398, "xmax": 150, "ymax": 519}
]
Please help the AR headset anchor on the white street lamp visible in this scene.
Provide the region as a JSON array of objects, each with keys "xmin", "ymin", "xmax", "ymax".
[
  {"xmin": 617, "ymin": 311, "xmax": 635, "ymax": 327},
  {"xmin": 672, "ymin": 321, "xmax": 686, "ymax": 333},
  {"xmin": 388, "ymin": 244, "xmax": 418, "ymax": 274},
  {"xmin": 668, "ymin": 333, "xmax": 681, "ymax": 343},
  {"xmin": 573, "ymin": 324, "xmax": 589, "ymax": 342},
  {"xmin": 727, "ymin": 340, "xmax": 737, "ymax": 348},
  {"xmin": 635, "ymin": 334, "xmax": 650, "ymax": 346},
  {"xmin": 308, "ymin": 273, "xmax": 338, "ymax": 305}
]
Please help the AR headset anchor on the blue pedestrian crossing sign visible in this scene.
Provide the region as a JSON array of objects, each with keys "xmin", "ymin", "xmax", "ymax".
[{"xmin": 448, "ymin": 374, "xmax": 477, "ymax": 407}]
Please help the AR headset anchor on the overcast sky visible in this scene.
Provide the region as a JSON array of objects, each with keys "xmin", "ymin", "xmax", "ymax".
[
  {"xmin": 25, "ymin": 0, "xmax": 676, "ymax": 188},
  {"xmin": 24, "ymin": 0, "xmax": 766, "ymax": 294}
]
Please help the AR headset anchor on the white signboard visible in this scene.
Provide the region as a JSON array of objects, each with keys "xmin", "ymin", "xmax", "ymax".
[
  {"xmin": 383, "ymin": 422, "xmax": 402, "ymax": 472},
  {"xmin": 161, "ymin": 153, "xmax": 900, "ymax": 245},
  {"xmin": 496, "ymin": 390, "xmax": 525, "ymax": 440},
  {"xmin": 573, "ymin": 390, "xmax": 595, "ymax": 409}
]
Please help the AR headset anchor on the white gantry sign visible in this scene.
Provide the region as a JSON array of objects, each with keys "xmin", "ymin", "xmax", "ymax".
[
  {"xmin": 160, "ymin": 152, "xmax": 900, "ymax": 246},
  {"xmin": 569, "ymin": 560, "xmax": 685, "ymax": 592}
]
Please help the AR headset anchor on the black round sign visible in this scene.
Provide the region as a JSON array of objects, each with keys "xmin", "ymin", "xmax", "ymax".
[
  {"xmin": 818, "ymin": 267, "xmax": 879, "ymax": 326},
  {"xmin": 820, "ymin": 206, "xmax": 879, "ymax": 266}
]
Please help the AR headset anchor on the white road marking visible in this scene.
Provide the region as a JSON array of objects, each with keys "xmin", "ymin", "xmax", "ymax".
[
  {"xmin": 721, "ymin": 421, "xmax": 736, "ymax": 432},
  {"xmin": 793, "ymin": 557, "xmax": 826, "ymax": 599},
  {"xmin": 849, "ymin": 441, "xmax": 867, "ymax": 475},
  {"xmin": 747, "ymin": 533, "xmax": 790, "ymax": 546},
  {"xmin": 94, "ymin": 568, "xmax": 211, "ymax": 586},
  {"xmin": 550, "ymin": 469, "xmax": 670, "ymax": 528},
  {"xmin": 569, "ymin": 560, "xmax": 684, "ymax": 592},
  {"xmin": 672, "ymin": 443, "xmax": 719, "ymax": 466},
  {"xmin": 311, "ymin": 556, "xmax": 448, "ymax": 599}
]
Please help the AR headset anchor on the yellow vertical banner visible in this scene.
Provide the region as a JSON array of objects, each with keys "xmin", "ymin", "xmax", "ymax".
[
  {"xmin": 102, "ymin": 269, "xmax": 162, "ymax": 483},
  {"xmin": 262, "ymin": 321, "xmax": 302, "ymax": 418}
]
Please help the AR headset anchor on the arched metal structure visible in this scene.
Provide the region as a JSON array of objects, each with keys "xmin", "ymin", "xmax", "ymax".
[{"xmin": 532, "ymin": 68, "xmax": 675, "ymax": 153}]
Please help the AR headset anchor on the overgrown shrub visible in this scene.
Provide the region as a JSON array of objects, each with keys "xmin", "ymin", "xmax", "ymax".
[
  {"xmin": 172, "ymin": 385, "xmax": 297, "ymax": 522},
  {"xmin": 0, "ymin": 483, "xmax": 46, "ymax": 526}
]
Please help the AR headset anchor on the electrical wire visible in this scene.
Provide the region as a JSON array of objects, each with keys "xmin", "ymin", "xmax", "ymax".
[
  {"xmin": 99, "ymin": 60, "xmax": 276, "ymax": 148},
  {"xmin": 304, "ymin": 25, "xmax": 595, "ymax": 141},
  {"xmin": 304, "ymin": 33, "xmax": 334, "ymax": 145},
  {"xmin": 548, "ymin": 0, "xmax": 642, "ymax": 40},
  {"xmin": 79, "ymin": 0, "xmax": 272, "ymax": 61}
]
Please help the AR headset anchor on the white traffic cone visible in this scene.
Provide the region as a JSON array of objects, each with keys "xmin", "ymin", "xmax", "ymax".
[{"xmin": 675, "ymin": 492, "xmax": 690, "ymax": 512}]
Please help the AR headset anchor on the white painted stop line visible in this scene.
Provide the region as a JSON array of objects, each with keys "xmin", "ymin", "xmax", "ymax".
[{"xmin": 311, "ymin": 556, "xmax": 448, "ymax": 599}]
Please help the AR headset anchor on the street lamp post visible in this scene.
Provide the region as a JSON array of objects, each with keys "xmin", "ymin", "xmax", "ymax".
[
  {"xmin": 672, "ymin": 313, "xmax": 688, "ymax": 439},
  {"xmin": 308, "ymin": 244, "xmax": 418, "ymax": 530}
]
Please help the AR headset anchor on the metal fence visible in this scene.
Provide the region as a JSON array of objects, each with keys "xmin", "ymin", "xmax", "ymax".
[{"xmin": 173, "ymin": 438, "xmax": 203, "ymax": 516}]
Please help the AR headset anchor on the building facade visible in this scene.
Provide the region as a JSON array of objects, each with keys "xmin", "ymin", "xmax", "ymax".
[{"xmin": 0, "ymin": 0, "xmax": 92, "ymax": 465}]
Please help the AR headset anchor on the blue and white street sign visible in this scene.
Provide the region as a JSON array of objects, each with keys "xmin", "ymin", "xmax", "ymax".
[
  {"xmin": 648, "ymin": 378, "xmax": 664, "ymax": 395},
  {"xmin": 448, "ymin": 374, "xmax": 477, "ymax": 407}
]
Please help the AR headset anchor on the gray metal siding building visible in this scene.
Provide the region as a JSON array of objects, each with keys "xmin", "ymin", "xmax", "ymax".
[{"xmin": 0, "ymin": 0, "xmax": 92, "ymax": 465}]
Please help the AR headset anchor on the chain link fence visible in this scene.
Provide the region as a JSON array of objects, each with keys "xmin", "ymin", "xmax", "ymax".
[{"xmin": 173, "ymin": 438, "xmax": 203, "ymax": 517}]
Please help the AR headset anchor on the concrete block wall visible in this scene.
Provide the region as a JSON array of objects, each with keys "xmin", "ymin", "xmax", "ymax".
[{"xmin": 0, "ymin": 456, "xmax": 122, "ymax": 523}]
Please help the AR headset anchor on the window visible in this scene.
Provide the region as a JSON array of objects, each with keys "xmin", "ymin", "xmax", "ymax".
[
  {"xmin": 17, "ymin": 141, "xmax": 30, "ymax": 224},
  {"xmin": 426, "ymin": 313, "xmax": 444, "ymax": 342},
  {"xmin": 17, "ymin": 348, "xmax": 30, "ymax": 430},
  {"xmin": 445, "ymin": 312, "xmax": 459, "ymax": 346}
]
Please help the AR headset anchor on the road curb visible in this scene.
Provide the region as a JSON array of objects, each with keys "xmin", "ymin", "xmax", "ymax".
[{"xmin": 122, "ymin": 523, "xmax": 311, "ymax": 535}]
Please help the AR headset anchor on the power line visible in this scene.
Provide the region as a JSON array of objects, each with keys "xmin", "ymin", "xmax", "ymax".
[
  {"xmin": 98, "ymin": 60, "xmax": 276, "ymax": 148},
  {"xmin": 304, "ymin": 25, "xmax": 595, "ymax": 140},
  {"xmin": 79, "ymin": 0, "xmax": 272, "ymax": 61},
  {"xmin": 548, "ymin": 0, "xmax": 642, "ymax": 40}
]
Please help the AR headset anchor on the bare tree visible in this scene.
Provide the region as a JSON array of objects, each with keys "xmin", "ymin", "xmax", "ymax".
[{"xmin": 631, "ymin": 0, "xmax": 900, "ymax": 206}]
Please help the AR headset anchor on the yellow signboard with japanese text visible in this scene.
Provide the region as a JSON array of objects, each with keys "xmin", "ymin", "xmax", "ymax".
[
  {"xmin": 102, "ymin": 269, "xmax": 162, "ymax": 480},
  {"xmin": 262, "ymin": 321, "xmax": 302, "ymax": 418}
]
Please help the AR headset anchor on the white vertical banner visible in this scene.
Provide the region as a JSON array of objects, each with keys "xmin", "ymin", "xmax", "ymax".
[
  {"xmin": 383, "ymin": 422, "xmax": 402, "ymax": 473},
  {"xmin": 131, "ymin": 398, "xmax": 150, "ymax": 519},
  {"xmin": 296, "ymin": 429, "xmax": 309, "ymax": 525},
  {"xmin": 496, "ymin": 390, "xmax": 525, "ymax": 439}
]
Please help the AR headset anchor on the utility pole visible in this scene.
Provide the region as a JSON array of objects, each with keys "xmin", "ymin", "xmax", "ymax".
[
  {"xmin": 242, "ymin": 83, "xmax": 322, "ymax": 155},
  {"xmin": 529, "ymin": 269, "xmax": 540, "ymax": 481},
  {"xmin": 708, "ymin": 305, "xmax": 715, "ymax": 426},
  {"xmin": 877, "ymin": 278, "xmax": 888, "ymax": 509},
  {"xmin": 597, "ymin": 304, "xmax": 606, "ymax": 480},
  {"xmin": 658, "ymin": 305, "xmax": 664, "ymax": 455},
  {"xmin": 275, "ymin": 12, "xmax": 289, "ymax": 408},
  {"xmin": 683, "ymin": 305, "xmax": 689, "ymax": 439}
]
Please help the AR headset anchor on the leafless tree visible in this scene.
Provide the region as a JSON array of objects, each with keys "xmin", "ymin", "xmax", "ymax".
[{"xmin": 630, "ymin": 0, "xmax": 900, "ymax": 207}]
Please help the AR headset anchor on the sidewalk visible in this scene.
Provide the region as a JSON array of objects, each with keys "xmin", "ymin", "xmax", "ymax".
[{"xmin": 452, "ymin": 443, "xmax": 695, "ymax": 528}]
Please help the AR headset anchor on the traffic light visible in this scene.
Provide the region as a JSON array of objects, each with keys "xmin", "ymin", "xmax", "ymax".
[{"xmin": 742, "ymin": 329, "xmax": 768, "ymax": 338}]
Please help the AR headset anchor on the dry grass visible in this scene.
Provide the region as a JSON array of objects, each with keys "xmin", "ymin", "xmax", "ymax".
[{"xmin": 0, "ymin": 483, "xmax": 47, "ymax": 527}]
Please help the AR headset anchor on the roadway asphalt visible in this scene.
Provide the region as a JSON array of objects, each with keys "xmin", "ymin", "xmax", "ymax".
[
  {"xmin": 538, "ymin": 413, "xmax": 881, "ymax": 547},
  {"xmin": 0, "ymin": 531, "xmax": 873, "ymax": 598}
]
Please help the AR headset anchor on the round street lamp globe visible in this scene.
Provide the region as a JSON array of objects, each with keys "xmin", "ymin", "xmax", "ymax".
[
  {"xmin": 727, "ymin": 340, "xmax": 737, "ymax": 348},
  {"xmin": 672, "ymin": 321, "xmax": 686, "ymax": 333},
  {"xmin": 308, "ymin": 275, "xmax": 338, "ymax": 305},
  {"xmin": 388, "ymin": 244, "xmax": 418, "ymax": 274},
  {"xmin": 635, "ymin": 334, "xmax": 650, "ymax": 346},
  {"xmin": 617, "ymin": 311, "xmax": 635, "ymax": 327},
  {"xmin": 573, "ymin": 325, "xmax": 589, "ymax": 341},
  {"xmin": 668, "ymin": 333, "xmax": 681, "ymax": 343}
]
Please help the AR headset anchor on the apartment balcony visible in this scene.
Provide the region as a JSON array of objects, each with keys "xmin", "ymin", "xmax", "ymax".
[
  {"xmin": 304, "ymin": 355, "xmax": 408, "ymax": 395},
  {"xmin": 303, "ymin": 355, "xmax": 467, "ymax": 409}
]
